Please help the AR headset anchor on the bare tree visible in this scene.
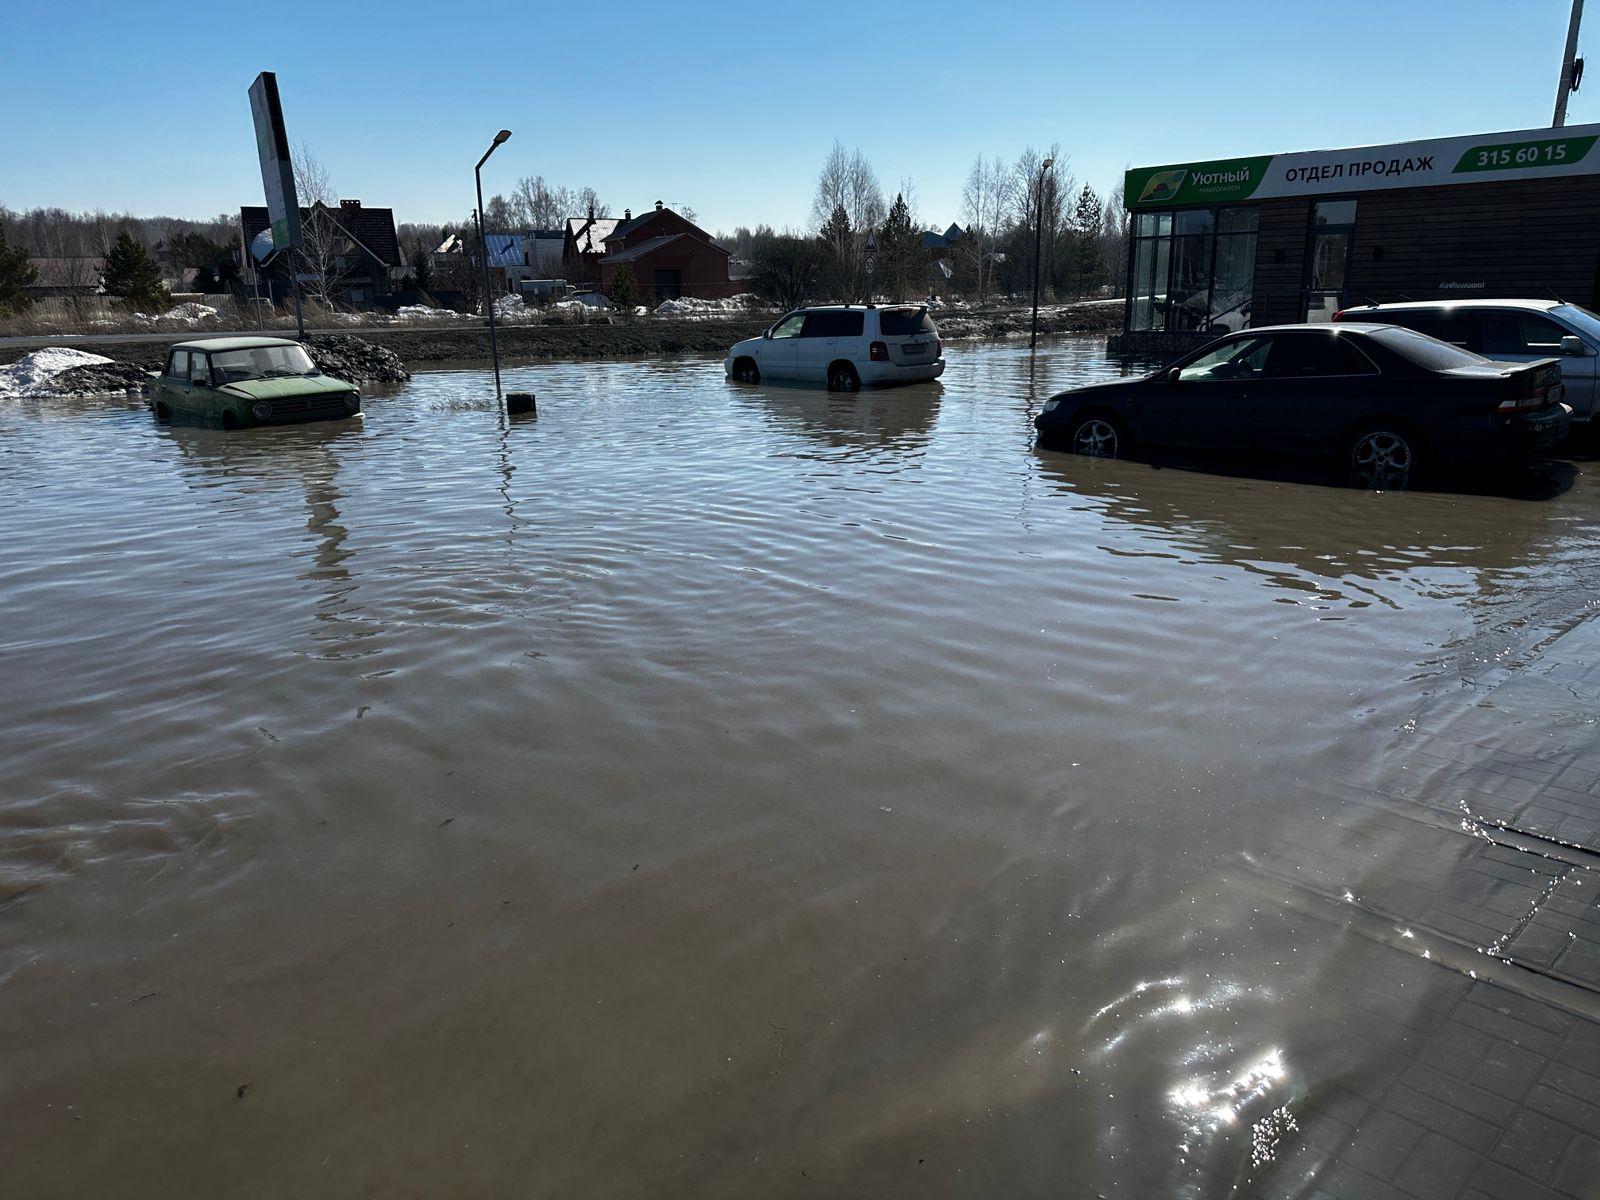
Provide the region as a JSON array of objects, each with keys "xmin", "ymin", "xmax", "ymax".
[
  {"xmin": 1008, "ymin": 145, "xmax": 1071, "ymax": 299},
  {"xmin": 960, "ymin": 155, "xmax": 1007, "ymax": 300},
  {"xmin": 811, "ymin": 141, "xmax": 885, "ymax": 300},
  {"xmin": 291, "ymin": 143, "xmax": 347, "ymax": 307}
]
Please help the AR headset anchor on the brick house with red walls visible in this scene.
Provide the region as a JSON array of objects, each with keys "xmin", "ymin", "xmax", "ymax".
[{"xmin": 597, "ymin": 202, "xmax": 735, "ymax": 301}]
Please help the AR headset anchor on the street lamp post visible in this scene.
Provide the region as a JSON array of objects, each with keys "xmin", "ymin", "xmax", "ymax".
[
  {"xmin": 1030, "ymin": 157, "xmax": 1054, "ymax": 351},
  {"xmin": 475, "ymin": 129, "xmax": 512, "ymax": 403}
]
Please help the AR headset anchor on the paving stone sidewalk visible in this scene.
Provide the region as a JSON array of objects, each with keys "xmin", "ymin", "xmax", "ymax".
[{"xmin": 1242, "ymin": 615, "xmax": 1600, "ymax": 1198}]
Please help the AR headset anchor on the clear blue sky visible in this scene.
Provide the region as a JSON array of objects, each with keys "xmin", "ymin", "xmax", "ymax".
[{"xmin": 0, "ymin": 0, "xmax": 1594, "ymax": 233}]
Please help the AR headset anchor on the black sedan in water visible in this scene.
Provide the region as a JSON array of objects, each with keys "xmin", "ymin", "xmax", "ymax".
[{"xmin": 1035, "ymin": 323, "xmax": 1571, "ymax": 487}]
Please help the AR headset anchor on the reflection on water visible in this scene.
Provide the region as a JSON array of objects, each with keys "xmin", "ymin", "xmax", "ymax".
[{"xmin": 0, "ymin": 339, "xmax": 1596, "ymax": 1198}]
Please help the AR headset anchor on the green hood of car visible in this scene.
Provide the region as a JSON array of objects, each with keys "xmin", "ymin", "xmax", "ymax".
[{"xmin": 218, "ymin": 374, "xmax": 354, "ymax": 402}]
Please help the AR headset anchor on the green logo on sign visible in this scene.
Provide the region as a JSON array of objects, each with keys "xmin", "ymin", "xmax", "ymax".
[
  {"xmin": 1453, "ymin": 135, "xmax": 1597, "ymax": 173},
  {"xmin": 1125, "ymin": 156, "xmax": 1273, "ymax": 207}
]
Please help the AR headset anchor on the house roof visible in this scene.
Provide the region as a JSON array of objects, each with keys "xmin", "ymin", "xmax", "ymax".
[
  {"xmin": 24, "ymin": 257, "xmax": 105, "ymax": 289},
  {"xmin": 920, "ymin": 223, "xmax": 966, "ymax": 250},
  {"xmin": 600, "ymin": 232, "xmax": 731, "ymax": 264},
  {"xmin": 600, "ymin": 233, "xmax": 684, "ymax": 263},
  {"xmin": 240, "ymin": 203, "xmax": 401, "ymax": 266},
  {"xmin": 565, "ymin": 216, "xmax": 621, "ymax": 254},
  {"xmin": 604, "ymin": 205, "xmax": 714, "ymax": 245}
]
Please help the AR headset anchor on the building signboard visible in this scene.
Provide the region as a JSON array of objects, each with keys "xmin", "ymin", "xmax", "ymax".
[
  {"xmin": 1126, "ymin": 123, "xmax": 1600, "ymax": 208},
  {"xmin": 247, "ymin": 71, "xmax": 302, "ymax": 252}
]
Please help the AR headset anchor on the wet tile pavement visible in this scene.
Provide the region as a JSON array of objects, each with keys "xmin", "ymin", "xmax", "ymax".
[{"xmin": 1245, "ymin": 616, "xmax": 1600, "ymax": 1198}]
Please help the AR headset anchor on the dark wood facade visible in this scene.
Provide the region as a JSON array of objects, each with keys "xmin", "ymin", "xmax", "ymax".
[{"xmin": 1116, "ymin": 176, "xmax": 1600, "ymax": 363}]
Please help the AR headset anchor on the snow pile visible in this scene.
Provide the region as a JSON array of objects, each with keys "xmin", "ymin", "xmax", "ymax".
[
  {"xmin": 165, "ymin": 302, "xmax": 219, "ymax": 323},
  {"xmin": 550, "ymin": 294, "xmax": 613, "ymax": 313},
  {"xmin": 0, "ymin": 347, "xmax": 116, "ymax": 398},
  {"xmin": 494, "ymin": 293, "xmax": 529, "ymax": 320},
  {"xmin": 133, "ymin": 302, "xmax": 221, "ymax": 327},
  {"xmin": 654, "ymin": 293, "xmax": 759, "ymax": 319},
  {"xmin": 396, "ymin": 305, "xmax": 462, "ymax": 321}
]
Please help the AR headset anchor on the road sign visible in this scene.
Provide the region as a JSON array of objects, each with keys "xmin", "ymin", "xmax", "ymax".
[{"xmin": 865, "ymin": 255, "xmax": 877, "ymax": 275}]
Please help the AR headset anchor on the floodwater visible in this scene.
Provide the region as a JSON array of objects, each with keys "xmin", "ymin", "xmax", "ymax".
[{"xmin": 1, "ymin": 339, "xmax": 1596, "ymax": 1198}]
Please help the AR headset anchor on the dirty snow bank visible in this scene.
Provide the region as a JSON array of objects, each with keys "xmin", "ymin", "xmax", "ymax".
[
  {"xmin": 132, "ymin": 302, "xmax": 221, "ymax": 327},
  {"xmin": 655, "ymin": 293, "xmax": 758, "ymax": 318},
  {"xmin": 302, "ymin": 334, "xmax": 410, "ymax": 384},
  {"xmin": 396, "ymin": 305, "xmax": 463, "ymax": 321},
  {"xmin": 0, "ymin": 347, "xmax": 117, "ymax": 398}
]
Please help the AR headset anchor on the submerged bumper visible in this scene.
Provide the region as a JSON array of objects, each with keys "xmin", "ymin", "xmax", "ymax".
[
  {"xmin": 1504, "ymin": 402, "xmax": 1571, "ymax": 455},
  {"xmin": 859, "ymin": 357, "xmax": 945, "ymax": 386}
]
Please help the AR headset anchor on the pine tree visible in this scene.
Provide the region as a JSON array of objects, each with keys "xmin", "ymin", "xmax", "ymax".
[
  {"xmin": 878, "ymin": 192, "xmax": 922, "ymax": 301},
  {"xmin": 102, "ymin": 230, "xmax": 168, "ymax": 309},
  {"xmin": 0, "ymin": 227, "xmax": 38, "ymax": 315},
  {"xmin": 1071, "ymin": 185, "xmax": 1104, "ymax": 297},
  {"xmin": 607, "ymin": 262, "xmax": 640, "ymax": 310},
  {"xmin": 817, "ymin": 203, "xmax": 852, "ymax": 300},
  {"xmin": 411, "ymin": 240, "xmax": 433, "ymax": 294}
]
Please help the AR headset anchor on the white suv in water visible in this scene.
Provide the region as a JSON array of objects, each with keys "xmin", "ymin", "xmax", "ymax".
[{"xmin": 725, "ymin": 305, "xmax": 945, "ymax": 390}]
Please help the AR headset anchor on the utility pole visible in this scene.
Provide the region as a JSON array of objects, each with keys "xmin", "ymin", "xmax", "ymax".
[
  {"xmin": 1030, "ymin": 157, "xmax": 1054, "ymax": 351},
  {"xmin": 1554, "ymin": 0, "xmax": 1585, "ymax": 127}
]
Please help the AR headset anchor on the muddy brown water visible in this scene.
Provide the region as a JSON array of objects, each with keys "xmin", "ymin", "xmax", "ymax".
[{"xmin": 2, "ymin": 338, "xmax": 1597, "ymax": 1197}]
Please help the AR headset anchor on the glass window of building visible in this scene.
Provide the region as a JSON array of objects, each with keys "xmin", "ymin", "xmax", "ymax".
[{"xmin": 1128, "ymin": 206, "xmax": 1257, "ymax": 333}]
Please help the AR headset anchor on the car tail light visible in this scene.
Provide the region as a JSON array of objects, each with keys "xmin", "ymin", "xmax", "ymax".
[
  {"xmin": 1331, "ymin": 310, "xmax": 1346, "ymax": 321},
  {"xmin": 935, "ymin": 337, "xmax": 942, "ymax": 358},
  {"xmin": 870, "ymin": 341, "xmax": 889, "ymax": 361},
  {"xmin": 1498, "ymin": 373, "xmax": 1549, "ymax": 411}
]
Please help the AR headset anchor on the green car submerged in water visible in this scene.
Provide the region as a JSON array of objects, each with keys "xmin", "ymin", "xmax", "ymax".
[{"xmin": 149, "ymin": 337, "xmax": 361, "ymax": 428}]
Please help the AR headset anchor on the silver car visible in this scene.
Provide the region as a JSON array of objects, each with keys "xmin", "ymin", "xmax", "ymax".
[{"xmin": 1335, "ymin": 298, "xmax": 1600, "ymax": 421}]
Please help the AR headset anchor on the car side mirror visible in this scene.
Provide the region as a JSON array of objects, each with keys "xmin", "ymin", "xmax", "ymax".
[
  {"xmin": 1164, "ymin": 367, "xmax": 1181, "ymax": 382},
  {"xmin": 1561, "ymin": 334, "xmax": 1587, "ymax": 356}
]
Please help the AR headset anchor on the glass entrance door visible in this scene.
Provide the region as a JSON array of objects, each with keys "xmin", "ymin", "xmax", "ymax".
[{"xmin": 1302, "ymin": 200, "xmax": 1356, "ymax": 322}]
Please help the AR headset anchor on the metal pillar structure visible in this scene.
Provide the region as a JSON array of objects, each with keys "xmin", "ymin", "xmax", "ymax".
[{"xmin": 1555, "ymin": 0, "xmax": 1585, "ymax": 127}]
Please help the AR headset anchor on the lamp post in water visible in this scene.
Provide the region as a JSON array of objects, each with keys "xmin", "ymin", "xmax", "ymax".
[
  {"xmin": 1030, "ymin": 157, "xmax": 1054, "ymax": 351},
  {"xmin": 474, "ymin": 129, "xmax": 512, "ymax": 404}
]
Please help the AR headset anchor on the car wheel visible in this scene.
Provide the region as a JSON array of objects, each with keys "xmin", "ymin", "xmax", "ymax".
[
  {"xmin": 222, "ymin": 410, "xmax": 240, "ymax": 431},
  {"xmin": 153, "ymin": 400, "xmax": 170, "ymax": 419},
  {"xmin": 733, "ymin": 358, "xmax": 760, "ymax": 384},
  {"xmin": 1068, "ymin": 413, "xmax": 1125, "ymax": 459},
  {"xmin": 827, "ymin": 363, "xmax": 860, "ymax": 393},
  {"xmin": 1349, "ymin": 426, "xmax": 1416, "ymax": 489}
]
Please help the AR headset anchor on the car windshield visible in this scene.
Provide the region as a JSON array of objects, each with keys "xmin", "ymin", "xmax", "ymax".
[
  {"xmin": 209, "ymin": 344, "xmax": 318, "ymax": 383},
  {"xmin": 1366, "ymin": 325, "xmax": 1488, "ymax": 371},
  {"xmin": 1552, "ymin": 303, "xmax": 1600, "ymax": 342},
  {"xmin": 878, "ymin": 307, "xmax": 936, "ymax": 336}
]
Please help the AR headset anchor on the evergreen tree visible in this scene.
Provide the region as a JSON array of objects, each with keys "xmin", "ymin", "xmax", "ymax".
[
  {"xmin": 817, "ymin": 202, "xmax": 852, "ymax": 300},
  {"xmin": 1071, "ymin": 184, "xmax": 1104, "ymax": 296},
  {"xmin": 0, "ymin": 228, "xmax": 38, "ymax": 315},
  {"xmin": 102, "ymin": 230, "xmax": 168, "ymax": 309},
  {"xmin": 410, "ymin": 240, "xmax": 433, "ymax": 293},
  {"xmin": 877, "ymin": 192, "xmax": 922, "ymax": 301},
  {"xmin": 607, "ymin": 262, "xmax": 640, "ymax": 310}
]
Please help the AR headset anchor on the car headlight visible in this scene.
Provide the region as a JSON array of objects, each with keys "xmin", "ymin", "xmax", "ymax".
[
  {"xmin": 343, "ymin": 392, "xmax": 360, "ymax": 412},
  {"xmin": 251, "ymin": 401, "xmax": 272, "ymax": 420},
  {"xmin": 1042, "ymin": 398, "xmax": 1061, "ymax": 413}
]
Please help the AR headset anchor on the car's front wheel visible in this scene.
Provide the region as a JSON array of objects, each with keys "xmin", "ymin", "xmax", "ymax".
[
  {"xmin": 1349, "ymin": 425, "xmax": 1417, "ymax": 489},
  {"xmin": 1068, "ymin": 413, "xmax": 1126, "ymax": 459},
  {"xmin": 732, "ymin": 357, "xmax": 760, "ymax": 384}
]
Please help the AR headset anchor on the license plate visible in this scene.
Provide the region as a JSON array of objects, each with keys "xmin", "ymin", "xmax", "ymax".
[{"xmin": 903, "ymin": 342, "xmax": 927, "ymax": 355}]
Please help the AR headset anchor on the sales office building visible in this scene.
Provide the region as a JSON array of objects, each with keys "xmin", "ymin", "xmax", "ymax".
[{"xmin": 1116, "ymin": 122, "xmax": 1600, "ymax": 353}]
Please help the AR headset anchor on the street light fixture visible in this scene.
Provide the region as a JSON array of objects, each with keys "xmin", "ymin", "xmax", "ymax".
[
  {"xmin": 475, "ymin": 129, "xmax": 513, "ymax": 403},
  {"xmin": 1031, "ymin": 157, "xmax": 1054, "ymax": 351}
]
